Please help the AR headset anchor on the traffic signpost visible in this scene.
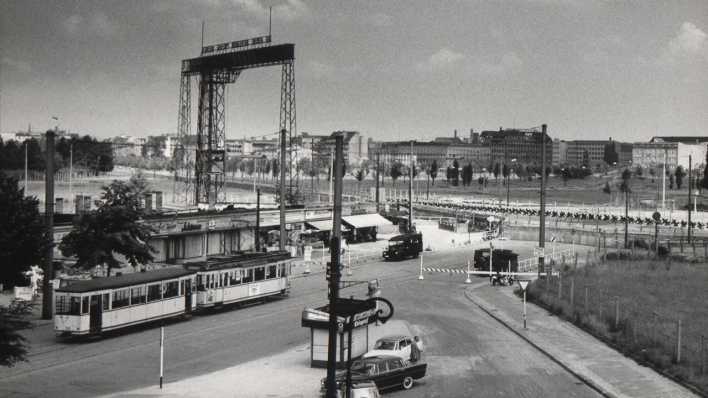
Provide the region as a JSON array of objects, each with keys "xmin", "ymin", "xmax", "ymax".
[{"xmin": 517, "ymin": 280, "xmax": 530, "ymax": 329}]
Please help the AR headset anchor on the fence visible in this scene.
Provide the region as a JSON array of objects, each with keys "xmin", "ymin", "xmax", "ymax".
[{"xmin": 529, "ymin": 258, "xmax": 708, "ymax": 391}]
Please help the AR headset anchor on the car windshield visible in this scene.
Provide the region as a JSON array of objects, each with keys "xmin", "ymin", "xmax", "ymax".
[
  {"xmin": 351, "ymin": 361, "xmax": 376, "ymax": 375},
  {"xmin": 374, "ymin": 340, "xmax": 397, "ymax": 350}
]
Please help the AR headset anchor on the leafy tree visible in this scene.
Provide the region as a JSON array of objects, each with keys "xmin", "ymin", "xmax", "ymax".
[
  {"xmin": 502, "ymin": 163, "xmax": 510, "ymax": 180},
  {"xmin": 451, "ymin": 159, "xmax": 460, "ymax": 186},
  {"xmin": 635, "ymin": 165, "xmax": 643, "ymax": 178},
  {"xmin": 461, "ymin": 163, "xmax": 473, "ymax": 186},
  {"xmin": 493, "ymin": 163, "xmax": 500, "ymax": 181},
  {"xmin": 59, "ymin": 174, "xmax": 156, "ymax": 276},
  {"xmin": 0, "ymin": 172, "xmax": 52, "ymax": 288},
  {"xmin": 603, "ymin": 181, "xmax": 612, "ymax": 195},
  {"xmin": 271, "ymin": 158, "xmax": 279, "ymax": 180},
  {"xmin": 669, "ymin": 174, "xmax": 675, "ymax": 190},
  {"xmin": 0, "ymin": 301, "xmax": 34, "ymax": 367},
  {"xmin": 619, "ymin": 168, "xmax": 632, "ymax": 193},
  {"xmin": 429, "ymin": 160, "xmax": 438, "ymax": 186},
  {"xmin": 478, "ymin": 176, "xmax": 485, "ymax": 190},
  {"xmin": 675, "ymin": 166, "xmax": 685, "ymax": 189},
  {"xmin": 390, "ymin": 162, "xmax": 402, "ymax": 187},
  {"xmin": 649, "ymin": 167, "xmax": 656, "ymax": 183}
]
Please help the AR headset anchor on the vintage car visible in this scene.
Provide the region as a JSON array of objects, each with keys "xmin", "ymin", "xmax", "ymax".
[
  {"xmin": 319, "ymin": 380, "xmax": 380, "ymax": 398},
  {"xmin": 362, "ymin": 335, "xmax": 414, "ymax": 361},
  {"xmin": 382, "ymin": 233, "xmax": 423, "ymax": 261},
  {"xmin": 321, "ymin": 355, "xmax": 427, "ymax": 393}
]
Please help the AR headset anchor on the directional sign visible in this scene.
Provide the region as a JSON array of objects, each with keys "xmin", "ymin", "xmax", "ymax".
[{"xmin": 518, "ymin": 280, "xmax": 529, "ymax": 291}]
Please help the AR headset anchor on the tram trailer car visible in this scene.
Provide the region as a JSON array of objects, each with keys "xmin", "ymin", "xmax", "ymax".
[
  {"xmin": 54, "ymin": 251, "xmax": 293, "ymax": 337},
  {"xmin": 184, "ymin": 251, "xmax": 293, "ymax": 309},
  {"xmin": 54, "ymin": 268, "xmax": 196, "ymax": 336}
]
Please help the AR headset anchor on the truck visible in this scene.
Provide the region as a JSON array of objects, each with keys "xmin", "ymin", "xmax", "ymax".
[
  {"xmin": 382, "ymin": 233, "xmax": 423, "ymax": 261},
  {"xmin": 473, "ymin": 248, "xmax": 518, "ymax": 273}
]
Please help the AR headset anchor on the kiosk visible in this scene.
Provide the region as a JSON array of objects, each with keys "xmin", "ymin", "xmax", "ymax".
[{"xmin": 301, "ymin": 297, "xmax": 379, "ymax": 368}]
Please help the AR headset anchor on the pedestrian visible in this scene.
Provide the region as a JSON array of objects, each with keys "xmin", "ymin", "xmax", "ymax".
[
  {"xmin": 409, "ymin": 335, "xmax": 423, "ymax": 363},
  {"xmin": 414, "ymin": 335, "xmax": 424, "ymax": 354}
]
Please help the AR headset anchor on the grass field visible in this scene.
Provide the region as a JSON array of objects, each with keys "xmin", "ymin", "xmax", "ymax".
[{"xmin": 525, "ymin": 256, "xmax": 708, "ymax": 394}]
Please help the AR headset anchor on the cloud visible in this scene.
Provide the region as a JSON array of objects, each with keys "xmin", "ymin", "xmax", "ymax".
[
  {"xmin": 478, "ymin": 52, "xmax": 524, "ymax": 75},
  {"xmin": 368, "ymin": 13, "xmax": 393, "ymax": 27},
  {"xmin": 232, "ymin": 0, "xmax": 309, "ymax": 21},
  {"xmin": 1, "ymin": 56, "xmax": 32, "ymax": 73},
  {"xmin": 417, "ymin": 48, "xmax": 465, "ymax": 72},
  {"xmin": 668, "ymin": 22, "xmax": 707, "ymax": 58},
  {"xmin": 62, "ymin": 12, "xmax": 120, "ymax": 38},
  {"xmin": 308, "ymin": 60, "xmax": 334, "ymax": 78}
]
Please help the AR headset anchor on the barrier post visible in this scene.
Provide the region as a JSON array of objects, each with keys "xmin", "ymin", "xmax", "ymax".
[
  {"xmin": 465, "ymin": 260, "xmax": 471, "ymax": 284},
  {"xmin": 347, "ymin": 250, "xmax": 352, "ymax": 276},
  {"xmin": 418, "ymin": 253, "xmax": 424, "ymax": 280},
  {"xmin": 159, "ymin": 326, "xmax": 164, "ymax": 389},
  {"xmin": 569, "ymin": 278, "xmax": 574, "ymax": 308},
  {"xmin": 676, "ymin": 318, "xmax": 682, "ymax": 363}
]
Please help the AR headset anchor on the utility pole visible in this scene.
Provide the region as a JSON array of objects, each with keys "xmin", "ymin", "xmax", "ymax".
[
  {"xmin": 662, "ymin": 149, "xmax": 666, "ymax": 209},
  {"xmin": 624, "ymin": 183, "xmax": 629, "ymax": 249},
  {"xmin": 409, "ymin": 141, "xmax": 413, "ymax": 232},
  {"xmin": 279, "ymin": 129, "xmax": 287, "ymax": 251},
  {"xmin": 688, "ymin": 155, "xmax": 692, "ymax": 243},
  {"xmin": 42, "ymin": 130, "xmax": 55, "ymax": 320},
  {"xmin": 375, "ymin": 152, "xmax": 380, "ymax": 212},
  {"xmin": 505, "ymin": 137, "xmax": 509, "ymax": 207},
  {"xmin": 538, "ymin": 125, "xmax": 547, "ymax": 278},
  {"xmin": 329, "ymin": 148, "xmax": 334, "ymax": 207},
  {"xmin": 255, "ymin": 188, "xmax": 261, "ymax": 252},
  {"xmin": 325, "ymin": 134, "xmax": 344, "ymax": 398},
  {"xmin": 24, "ymin": 140, "xmax": 28, "ymax": 194},
  {"xmin": 68, "ymin": 142, "xmax": 73, "ymax": 206}
]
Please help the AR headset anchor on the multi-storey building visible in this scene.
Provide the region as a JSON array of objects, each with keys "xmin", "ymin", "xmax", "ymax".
[
  {"xmin": 604, "ymin": 139, "xmax": 633, "ymax": 166},
  {"xmin": 632, "ymin": 142, "xmax": 678, "ymax": 168},
  {"xmin": 446, "ymin": 144, "xmax": 490, "ymax": 168},
  {"xmin": 479, "ymin": 128, "xmax": 553, "ymax": 167},
  {"xmin": 565, "ymin": 140, "xmax": 609, "ymax": 166},
  {"xmin": 307, "ymin": 131, "xmax": 369, "ymax": 166}
]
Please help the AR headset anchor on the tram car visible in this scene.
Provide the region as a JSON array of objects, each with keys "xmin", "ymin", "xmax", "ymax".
[
  {"xmin": 54, "ymin": 268, "xmax": 196, "ymax": 336},
  {"xmin": 183, "ymin": 251, "xmax": 292, "ymax": 309},
  {"xmin": 53, "ymin": 251, "xmax": 293, "ymax": 337}
]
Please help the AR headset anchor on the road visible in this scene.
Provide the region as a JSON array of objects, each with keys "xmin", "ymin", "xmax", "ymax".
[{"xmin": 0, "ymin": 244, "xmax": 600, "ymax": 398}]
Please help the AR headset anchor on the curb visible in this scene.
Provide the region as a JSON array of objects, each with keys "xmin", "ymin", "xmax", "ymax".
[{"xmin": 463, "ymin": 288, "xmax": 616, "ymax": 398}]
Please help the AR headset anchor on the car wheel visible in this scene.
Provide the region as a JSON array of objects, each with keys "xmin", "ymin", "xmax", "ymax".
[{"xmin": 402, "ymin": 376, "xmax": 414, "ymax": 390}]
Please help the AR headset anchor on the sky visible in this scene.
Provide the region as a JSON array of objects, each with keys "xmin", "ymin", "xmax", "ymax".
[{"xmin": 1, "ymin": 0, "xmax": 707, "ymax": 143}]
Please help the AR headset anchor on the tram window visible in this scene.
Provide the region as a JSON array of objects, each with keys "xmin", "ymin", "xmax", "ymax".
[
  {"xmin": 242, "ymin": 269, "xmax": 253, "ymax": 283},
  {"xmin": 267, "ymin": 265, "xmax": 277, "ymax": 279},
  {"xmin": 131, "ymin": 287, "xmax": 145, "ymax": 304},
  {"xmin": 223, "ymin": 273, "xmax": 228, "ymax": 287},
  {"xmin": 254, "ymin": 267, "xmax": 265, "ymax": 281},
  {"xmin": 230, "ymin": 270, "xmax": 240, "ymax": 285},
  {"xmin": 112, "ymin": 289, "xmax": 130, "ymax": 308},
  {"xmin": 147, "ymin": 284, "xmax": 162, "ymax": 302},
  {"xmin": 210, "ymin": 273, "xmax": 215, "ymax": 289},
  {"xmin": 180, "ymin": 280, "xmax": 184, "ymax": 295},
  {"xmin": 197, "ymin": 275, "xmax": 205, "ymax": 291},
  {"xmin": 163, "ymin": 281, "xmax": 179, "ymax": 299},
  {"xmin": 278, "ymin": 263, "xmax": 286, "ymax": 277},
  {"xmin": 70, "ymin": 296, "xmax": 80, "ymax": 315},
  {"xmin": 81, "ymin": 296, "xmax": 89, "ymax": 314},
  {"xmin": 102, "ymin": 293, "xmax": 110, "ymax": 310}
]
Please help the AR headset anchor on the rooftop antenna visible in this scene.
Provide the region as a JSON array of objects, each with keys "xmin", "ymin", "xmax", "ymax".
[
  {"xmin": 201, "ymin": 21, "xmax": 205, "ymax": 52},
  {"xmin": 269, "ymin": 7, "xmax": 272, "ymax": 37}
]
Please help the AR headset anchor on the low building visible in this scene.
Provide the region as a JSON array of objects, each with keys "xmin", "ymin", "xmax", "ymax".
[
  {"xmin": 480, "ymin": 128, "xmax": 553, "ymax": 167},
  {"xmin": 565, "ymin": 140, "xmax": 609, "ymax": 166}
]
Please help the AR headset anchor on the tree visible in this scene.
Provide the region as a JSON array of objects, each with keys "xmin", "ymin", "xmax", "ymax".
[
  {"xmin": 390, "ymin": 162, "xmax": 402, "ymax": 187},
  {"xmin": 59, "ymin": 174, "xmax": 156, "ymax": 276},
  {"xmin": 271, "ymin": 158, "xmax": 279, "ymax": 180},
  {"xmin": 461, "ymin": 163, "xmax": 472, "ymax": 186},
  {"xmin": 669, "ymin": 174, "xmax": 675, "ymax": 190},
  {"xmin": 451, "ymin": 159, "xmax": 460, "ymax": 186},
  {"xmin": 502, "ymin": 164, "xmax": 510, "ymax": 180},
  {"xmin": 429, "ymin": 160, "xmax": 438, "ymax": 186},
  {"xmin": 0, "ymin": 301, "xmax": 34, "ymax": 367},
  {"xmin": 649, "ymin": 167, "xmax": 656, "ymax": 183},
  {"xmin": 603, "ymin": 181, "xmax": 612, "ymax": 195},
  {"xmin": 493, "ymin": 163, "xmax": 500, "ymax": 181},
  {"xmin": 635, "ymin": 165, "xmax": 643, "ymax": 178},
  {"xmin": 620, "ymin": 168, "xmax": 632, "ymax": 193},
  {"xmin": 675, "ymin": 166, "xmax": 685, "ymax": 190},
  {"xmin": 0, "ymin": 172, "xmax": 52, "ymax": 288}
]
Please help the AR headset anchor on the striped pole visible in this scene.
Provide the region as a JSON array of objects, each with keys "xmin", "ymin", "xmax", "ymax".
[
  {"xmin": 159, "ymin": 326, "xmax": 164, "ymax": 389},
  {"xmin": 465, "ymin": 260, "xmax": 471, "ymax": 284},
  {"xmin": 418, "ymin": 253, "xmax": 424, "ymax": 280}
]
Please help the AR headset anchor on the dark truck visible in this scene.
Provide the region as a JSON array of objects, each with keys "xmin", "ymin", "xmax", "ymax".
[
  {"xmin": 382, "ymin": 233, "xmax": 423, "ymax": 261},
  {"xmin": 473, "ymin": 248, "xmax": 519, "ymax": 273}
]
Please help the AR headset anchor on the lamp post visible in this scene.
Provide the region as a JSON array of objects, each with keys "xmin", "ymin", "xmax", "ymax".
[{"xmin": 506, "ymin": 158, "xmax": 516, "ymax": 208}]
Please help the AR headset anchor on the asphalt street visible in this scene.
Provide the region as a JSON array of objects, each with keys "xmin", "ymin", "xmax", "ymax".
[{"xmin": 0, "ymin": 243, "xmax": 600, "ymax": 398}]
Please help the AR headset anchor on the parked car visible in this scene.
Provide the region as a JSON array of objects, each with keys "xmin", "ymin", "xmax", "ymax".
[
  {"xmin": 334, "ymin": 355, "xmax": 427, "ymax": 392},
  {"xmin": 319, "ymin": 380, "xmax": 380, "ymax": 398},
  {"xmin": 363, "ymin": 335, "xmax": 413, "ymax": 361}
]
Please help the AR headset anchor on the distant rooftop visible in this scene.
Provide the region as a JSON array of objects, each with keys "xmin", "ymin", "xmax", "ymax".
[{"xmin": 650, "ymin": 136, "xmax": 708, "ymax": 144}]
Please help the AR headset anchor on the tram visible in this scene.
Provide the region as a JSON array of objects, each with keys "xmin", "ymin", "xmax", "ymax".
[
  {"xmin": 53, "ymin": 251, "xmax": 293, "ymax": 337},
  {"xmin": 184, "ymin": 251, "xmax": 292, "ymax": 309}
]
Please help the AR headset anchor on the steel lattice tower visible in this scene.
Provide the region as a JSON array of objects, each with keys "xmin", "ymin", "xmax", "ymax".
[
  {"xmin": 174, "ymin": 38, "xmax": 295, "ymax": 208},
  {"xmin": 280, "ymin": 60, "xmax": 296, "ymax": 197}
]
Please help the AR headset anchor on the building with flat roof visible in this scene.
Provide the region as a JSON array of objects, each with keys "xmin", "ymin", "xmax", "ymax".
[
  {"xmin": 479, "ymin": 128, "xmax": 553, "ymax": 167},
  {"xmin": 565, "ymin": 140, "xmax": 609, "ymax": 166}
]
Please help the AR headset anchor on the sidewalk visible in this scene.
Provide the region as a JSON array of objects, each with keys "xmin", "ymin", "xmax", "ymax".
[
  {"xmin": 104, "ymin": 320, "xmax": 414, "ymax": 398},
  {"xmin": 465, "ymin": 284, "xmax": 698, "ymax": 398}
]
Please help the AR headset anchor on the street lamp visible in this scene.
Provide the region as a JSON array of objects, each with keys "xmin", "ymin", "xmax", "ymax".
[{"xmin": 506, "ymin": 158, "xmax": 516, "ymax": 207}]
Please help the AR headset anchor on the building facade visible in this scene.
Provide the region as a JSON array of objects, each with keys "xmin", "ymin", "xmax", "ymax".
[
  {"xmin": 446, "ymin": 144, "xmax": 490, "ymax": 168},
  {"xmin": 565, "ymin": 140, "xmax": 609, "ymax": 166},
  {"xmin": 632, "ymin": 142, "xmax": 678, "ymax": 168},
  {"xmin": 479, "ymin": 129, "xmax": 553, "ymax": 167}
]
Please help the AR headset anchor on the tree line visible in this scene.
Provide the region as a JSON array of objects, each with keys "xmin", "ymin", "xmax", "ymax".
[{"xmin": 0, "ymin": 135, "xmax": 114, "ymax": 174}]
